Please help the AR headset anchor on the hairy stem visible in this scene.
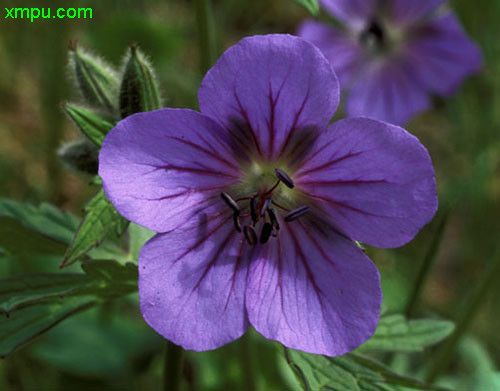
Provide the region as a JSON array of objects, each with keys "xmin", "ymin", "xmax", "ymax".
[{"xmin": 194, "ymin": 0, "xmax": 217, "ymax": 74}]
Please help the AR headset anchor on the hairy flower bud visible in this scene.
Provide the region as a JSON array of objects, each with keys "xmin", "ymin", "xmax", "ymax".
[
  {"xmin": 119, "ymin": 44, "xmax": 162, "ymax": 118},
  {"xmin": 58, "ymin": 138, "xmax": 99, "ymax": 175}
]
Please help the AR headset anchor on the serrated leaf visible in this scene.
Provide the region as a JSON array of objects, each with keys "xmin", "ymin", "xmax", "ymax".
[
  {"xmin": 0, "ymin": 296, "xmax": 96, "ymax": 357},
  {"xmin": 357, "ymin": 315, "xmax": 455, "ymax": 353},
  {"xmin": 81, "ymin": 259, "xmax": 137, "ymax": 298},
  {"xmin": 0, "ymin": 274, "xmax": 92, "ymax": 314},
  {"xmin": 119, "ymin": 45, "xmax": 162, "ymax": 118},
  {"xmin": 69, "ymin": 44, "xmax": 119, "ymax": 112},
  {"xmin": 292, "ymin": 0, "xmax": 319, "ymax": 15},
  {"xmin": 285, "ymin": 349, "xmax": 450, "ymax": 391},
  {"xmin": 62, "ymin": 104, "xmax": 115, "ymax": 146},
  {"xmin": 0, "ymin": 200, "xmax": 78, "ymax": 257},
  {"xmin": 62, "ymin": 189, "xmax": 128, "ymax": 267}
]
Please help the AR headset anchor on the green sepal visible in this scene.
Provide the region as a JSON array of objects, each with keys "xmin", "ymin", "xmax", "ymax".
[
  {"xmin": 292, "ymin": 0, "xmax": 319, "ymax": 16},
  {"xmin": 68, "ymin": 42, "xmax": 119, "ymax": 112},
  {"xmin": 61, "ymin": 189, "xmax": 128, "ymax": 267},
  {"xmin": 62, "ymin": 103, "xmax": 115, "ymax": 146},
  {"xmin": 119, "ymin": 44, "xmax": 162, "ymax": 118}
]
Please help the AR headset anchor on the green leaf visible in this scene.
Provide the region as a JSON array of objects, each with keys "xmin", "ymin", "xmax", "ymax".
[
  {"xmin": 0, "ymin": 296, "xmax": 96, "ymax": 357},
  {"xmin": 119, "ymin": 44, "xmax": 162, "ymax": 118},
  {"xmin": 68, "ymin": 43, "xmax": 119, "ymax": 112},
  {"xmin": 0, "ymin": 200, "xmax": 78, "ymax": 257},
  {"xmin": 0, "ymin": 274, "xmax": 92, "ymax": 314},
  {"xmin": 292, "ymin": 0, "xmax": 319, "ymax": 15},
  {"xmin": 285, "ymin": 349, "xmax": 450, "ymax": 391},
  {"xmin": 81, "ymin": 259, "xmax": 138, "ymax": 298},
  {"xmin": 357, "ymin": 315, "xmax": 455, "ymax": 353},
  {"xmin": 62, "ymin": 189, "xmax": 128, "ymax": 267},
  {"xmin": 62, "ymin": 103, "xmax": 115, "ymax": 146}
]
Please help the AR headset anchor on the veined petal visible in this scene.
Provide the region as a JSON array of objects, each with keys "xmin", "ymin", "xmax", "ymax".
[
  {"xmin": 346, "ymin": 59, "xmax": 430, "ymax": 125},
  {"xmin": 139, "ymin": 213, "xmax": 249, "ymax": 351},
  {"xmin": 406, "ymin": 12, "xmax": 482, "ymax": 96},
  {"xmin": 388, "ymin": 0, "xmax": 445, "ymax": 25},
  {"xmin": 295, "ymin": 117, "xmax": 437, "ymax": 248},
  {"xmin": 99, "ymin": 109, "xmax": 241, "ymax": 232},
  {"xmin": 246, "ymin": 222, "xmax": 381, "ymax": 356},
  {"xmin": 297, "ymin": 20, "xmax": 363, "ymax": 86},
  {"xmin": 198, "ymin": 34, "xmax": 339, "ymax": 160},
  {"xmin": 319, "ymin": 0, "xmax": 376, "ymax": 27}
]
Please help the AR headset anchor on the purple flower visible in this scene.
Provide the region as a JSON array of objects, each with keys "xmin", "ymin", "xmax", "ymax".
[
  {"xmin": 99, "ymin": 34, "xmax": 437, "ymax": 355},
  {"xmin": 298, "ymin": 0, "xmax": 482, "ymax": 125}
]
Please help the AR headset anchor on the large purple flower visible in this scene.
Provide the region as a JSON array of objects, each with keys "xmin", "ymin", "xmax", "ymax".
[
  {"xmin": 99, "ymin": 34, "xmax": 437, "ymax": 356},
  {"xmin": 298, "ymin": 0, "xmax": 482, "ymax": 125}
]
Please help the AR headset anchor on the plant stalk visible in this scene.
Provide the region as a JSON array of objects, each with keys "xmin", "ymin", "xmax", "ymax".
[
  {"xmin": 164, "ymin": 341, "xmax": 184, "ymax": 391},
  {"xmin": 194, "ymin": 0, "xmax": 217, "ymax": 75}
]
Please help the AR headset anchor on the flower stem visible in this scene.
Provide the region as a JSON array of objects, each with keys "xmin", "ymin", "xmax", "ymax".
[
  {"xmin": 405, "ymin": 212, "xmax": 449, "ymax": 318},
  {"xmin": 163, "ymin": 341, "xmax": 184, "ymax": 391},
  {"xmin": 426, "ymin": 246, "xmax": 500, "ymax": 383},
  {"xmin": 194, "ymin": 0, "xmax": 217, "ymax": 74}
]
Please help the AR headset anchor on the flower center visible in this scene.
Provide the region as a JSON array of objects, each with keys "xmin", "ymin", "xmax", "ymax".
[{"xmin": 220, "ymin": 168, "xmax": 309, "ymax": 245}]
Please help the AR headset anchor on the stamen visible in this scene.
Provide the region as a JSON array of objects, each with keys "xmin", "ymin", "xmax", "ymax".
[
  {"xmin": 267, "ymin": 208, "xmax": 280, "ymax": 231},
  {"xmin": 233, "ymin": 214, "xmax": 242, "ymax": 232},
  {"xmin": 243, "ymin": 225, "xmax": 257, "ymax": 246},
  {"xmin": 263, "ymin": 180, "xmax": 280, "ymax": 196},
  {"xmin": 284, "ymin": 206, "xmax": 309, "ymax": 222},
  {"xmin": 261, "ymin": 198, "xmax": 272, "ymax": 217},
  {"xmin": 260, "ymin": 223, "xmax": 273, "ymax": 244},
  {"xmin": 250, "ymin": 198, "xmax": 259, "ymax": 225},
  {"xmin": 274, "ymin": 168, "xmax": 294, "ymax": 188},
  {"xmin": 221, "ymin": 192, "xmax": 240, "ymax": 215}
]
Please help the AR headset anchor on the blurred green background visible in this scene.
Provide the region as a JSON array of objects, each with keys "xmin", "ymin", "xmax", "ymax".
[{"xmin": 0, "ymin": 0, "xmax": 499, "ymax": 390}]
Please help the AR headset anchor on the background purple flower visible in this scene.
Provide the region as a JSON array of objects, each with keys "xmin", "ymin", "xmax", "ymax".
[
  {"xmin": 298, "ymin": 0, "xmax": 482, "ymax": 125},
  {"xmin": 99, "ymin": 34, "xmax": 437, "ymax": 356}
]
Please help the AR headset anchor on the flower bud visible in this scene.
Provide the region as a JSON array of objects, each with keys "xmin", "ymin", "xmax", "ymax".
[
  {"xmin": 119, "ymin": 44, "xmax": 162, "ymax": 118},
  {"xmin": 58, "ymin": 138, "xmax": 99, "ymax": 175},
  {"xmin": 68, "ymin": 41, "xmax": 119, "ymax": 112},
  {"xmin": 62, "ymin": 103, "xmax": 115, "ymax": 147}
]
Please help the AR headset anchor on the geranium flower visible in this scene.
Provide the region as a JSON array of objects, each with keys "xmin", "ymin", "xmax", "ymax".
[
  {"xmin": 99, "ymin": 34, "xmax": 437, "ymax": 355},
  {"xmin": 298, "ymin": 0, "xmax": 482, "ymax": 125}
]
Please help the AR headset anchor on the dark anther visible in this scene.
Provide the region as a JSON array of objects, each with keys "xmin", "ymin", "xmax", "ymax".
[
  {"xmin": 284, "ymin": 206, "xmax": 309, "ymax": 222},
  {"xmin": 243, "ymin": 225, "xmax": 257, "ymax": 246},
  {"xmin": 274, "ymin": 168, "xmax": 294, "ymax": 189},
  {"xmin": 260, "ymin": 223, "xmax": 273, "ymax": 244},
  {"xmin": 221, "ymin": 192, "xmax": 240, "ymax": 215},
  {"xmin": 250, "ymin": 198, "xmax": 259, "ymax": 224},
  {"xmin": 261, "ymin": 198, "xmax": 272, "ymax": 217},
  {"xmin": 267, "ymin": 208, "xmax": 280, "ymax": 231},
  {"xmin": 233, "ymin": 214, "xmax": 242, "ymax": 232}
]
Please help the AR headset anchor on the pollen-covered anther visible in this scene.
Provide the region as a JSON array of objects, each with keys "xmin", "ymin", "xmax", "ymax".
[
  {"xmin": 267, "ymin": 208, "xmax": 280, "ymax": 231},
  {"xmin": 284, "ymin": 206, "xmax": 310, "ymax": 222},
  {"xmin": 274, "ymin": 168, "xmax": 294, "ymax": 189},
  {"xmin": 221, "ymin": 192, "xmax": 240, "ymax": 215},
  {"xmin": 250, "ymin": 198, "xmax": 259, "ymax": 225},
  {"xmin": 261, "ymin": 198, "xmax": 272, "ymax": 217}
]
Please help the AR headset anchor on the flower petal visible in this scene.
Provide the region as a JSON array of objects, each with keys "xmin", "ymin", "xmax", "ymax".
[
  {"xmin": 246, "ymin": 222, "xmax": 381, "ymax": 356},
  {"xmin": 405, "ymin": 12, "xmax": 482, "ymax": 96},
  {"xmin": 198, "ymin": 34, "xmax": 339, "ymax": 160},
  {"xmin": 346, "ymin": 59, "xmax": 430, "ymax": 125},
  {"xmin": 295, "ymin": 117, "xmax": 437, "ymax": 248},
  {"xmin": 297, "ymin": 20, "xmax": 363, "ymax": 86},
  {"xmin": 319, "ymin": 0, "xmax": 376, "ymax": 27},
  {"xmin": 99, "ymin": 109, "xmax": 241, "ymax": 232},
  {"xmin": 139, "ymin": 213, "xmax": 249, "ymax": 351},
  {"xmin": 388, "ymin": 0, "xmax": 445, "ymax": 25}
]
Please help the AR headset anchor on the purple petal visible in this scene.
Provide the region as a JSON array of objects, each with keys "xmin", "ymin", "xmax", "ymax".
[
  {"xmin": 388, "ymin": 0, "xmax": 445, "ymax": 25},
  {"xmin": 246, "ymin": 222, "xmax": 381, "ymax": 356},
  {"xmin": 297, "ymin": 20, "xmax": 363, "ymax": 86},
  {"xmin": 139, "ymin": 213, "xmax": 249, "ymax": 351},
  {"xmin": 198, "ymin": 34, "xmax": 339, "ymax": 160},
  {"xmin": 405, "ymin": 12, "xmax": 482, "ymax": 96},
  {"xmin": 295, "ymin": 117, "xmax": 437, "ymax": 248},
  {"xmin": 99, "ymin": 109, "xmax": 241, "ymax": 232},
  {"xmin": 319, "ymin": 0, "xmax": 376, "ymax": 27},
  {"xmin": 346, "ymin": 59, "xmax": 430, "ymax": 125}
]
